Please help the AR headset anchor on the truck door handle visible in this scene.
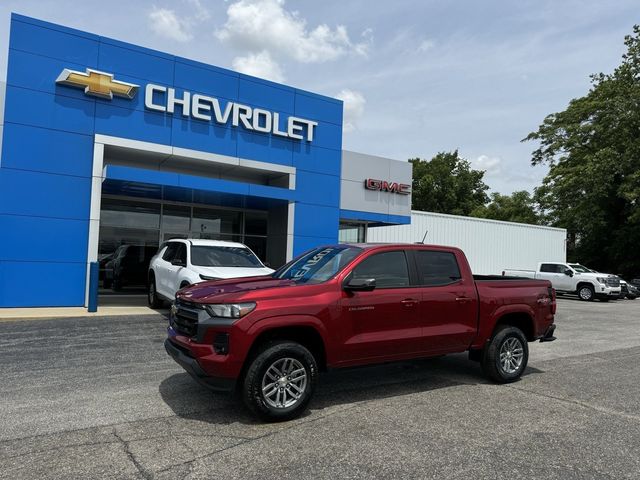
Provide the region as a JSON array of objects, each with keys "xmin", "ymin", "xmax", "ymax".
[
  {"xmin": 401, "ymin": 298, "xmax": 418, "ymax": 307},
  {"xmin": 455, "ymin": 296, "xmax": 472, "ymax": 303}
]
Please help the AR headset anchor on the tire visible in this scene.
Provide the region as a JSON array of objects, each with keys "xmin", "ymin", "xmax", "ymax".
[
  {"xmin": 148, "ymin": 274, "xmax": 163, "ymax": 308},
  {"xmin": 482, "ymin": 325, "xmax": 529, "ymax": 383},
  {"xmin": 242, "ymin": 341, "xmax": 317, "ymax": 422},
  {"xmin": 179, "ymin": 281, "xmax": 191, "ymax": 290},
  {"xmin": 578, "ymin": 284, "xmax": 595, "ymax": 301}
]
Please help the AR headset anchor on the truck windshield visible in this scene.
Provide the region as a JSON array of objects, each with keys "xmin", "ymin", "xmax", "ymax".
[
  {"xmin": 190, "ymin": 246, "xmax": 264, "ymax": 268},
  {"xmin": 273, "ymin": 246, "xmax": 362, "ymax": 284},
  {"xmin": 569, "ymin": 264, "xmax": 591, "ymax": 273}
]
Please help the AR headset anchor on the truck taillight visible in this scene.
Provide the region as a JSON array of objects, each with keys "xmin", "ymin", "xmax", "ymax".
[{"xmin": 548, "ymin": 287, "xmax": 557, "ymax": 314}]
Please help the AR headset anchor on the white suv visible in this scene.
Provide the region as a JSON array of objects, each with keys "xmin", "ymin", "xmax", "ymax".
[{"xmin": 147, "ymin": 239, "xmax": 274, "ymax": 307}]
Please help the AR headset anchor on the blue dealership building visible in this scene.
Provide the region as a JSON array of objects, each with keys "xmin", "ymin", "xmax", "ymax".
[{"xmin": 0, "ymin": 14, "xmax": 411, "ymax": 308}]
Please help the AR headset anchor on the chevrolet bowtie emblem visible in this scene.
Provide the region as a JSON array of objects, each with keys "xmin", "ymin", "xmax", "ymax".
[{"xmin": 56, "ymin": 68, "xmax": 139, "ymax": 100}]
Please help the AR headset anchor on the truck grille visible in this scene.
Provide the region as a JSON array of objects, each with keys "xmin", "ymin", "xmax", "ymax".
[
  {"xmin": 606, "ymin": 277, "xmax": 620, "ymax": 288},
  {"xmin": 172, "ymin": 299, "xmax": 203, "ymax": 337}
]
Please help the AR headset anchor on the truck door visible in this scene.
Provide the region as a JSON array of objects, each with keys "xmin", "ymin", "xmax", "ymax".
[
  {"xmin": 554, "ymin": 264, "xmax": 575, "ymax": 291},
  {"xmin": 339, "ymin": 250, "xmax": 423, "ymax": 362},
  {"xmin": 412, "ymin": 249, "xmax": 478, "ymax": 351},
  {"xmin": 538, "ymin": 263, "xmax": 573, "ymax": 291}
]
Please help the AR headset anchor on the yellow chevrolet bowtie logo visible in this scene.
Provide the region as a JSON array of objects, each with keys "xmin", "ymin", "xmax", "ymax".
[{"xmin": 56, "ymin": 68, "xmax": 139, "ymax": 100}]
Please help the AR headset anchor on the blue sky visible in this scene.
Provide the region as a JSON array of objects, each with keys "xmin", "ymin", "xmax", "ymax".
[{"xmin": 0, "ymin": 0, "xmax": 637, "ymax": 194}]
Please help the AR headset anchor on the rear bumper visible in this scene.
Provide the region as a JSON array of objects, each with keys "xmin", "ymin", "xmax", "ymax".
[
  {"xmin": 164, "ymin": 338, "xmax": 236, "ymax": 392},
  {"xmin": 539, "ymin": 324, "xmax": 557, "ymax": 342}
]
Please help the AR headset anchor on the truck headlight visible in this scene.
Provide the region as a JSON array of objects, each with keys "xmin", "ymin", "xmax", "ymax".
[
  {"xmin": 596, "ymin": 277, "xmax": 607, "ymax": 284},
  {"xmin": 205, "ymin": 303, "xmax": 256, "ymax": 319}
]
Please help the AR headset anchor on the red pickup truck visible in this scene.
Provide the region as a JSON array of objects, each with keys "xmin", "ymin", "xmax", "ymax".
[{"xmin": 165, "ymin": 243, "xmax": 556, "ymax": 421}]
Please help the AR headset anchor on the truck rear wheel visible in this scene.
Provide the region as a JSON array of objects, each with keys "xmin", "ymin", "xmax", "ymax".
[
  {"xmin": 242, "ymin": 341, "xmax": 317, "ymax": 422},
  {"xmin": 482, "ymin": 326, "xmax": 528, "ymax": 383}
]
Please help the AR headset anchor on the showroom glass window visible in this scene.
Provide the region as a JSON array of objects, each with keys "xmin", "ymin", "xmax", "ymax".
[{"xmin": 338, "ymin": 222, "xmax": 367, "ymax": 243}]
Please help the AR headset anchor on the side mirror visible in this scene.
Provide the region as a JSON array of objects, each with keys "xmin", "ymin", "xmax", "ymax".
[
  {"xmin": 344, "ymin": 277, "xmax": 376, "ymax": 292},
  {"xmin": 564, "ymin": 269, "xmax": 573, "ymax": 277},
  {"xmin": 171, "ymin": 259, "xmax": 186, "ymax": 267}
]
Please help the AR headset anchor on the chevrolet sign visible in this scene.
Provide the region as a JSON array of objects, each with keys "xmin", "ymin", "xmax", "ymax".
[
  {"xmin": 56, "ymin": 68, "xmax": 318, "ymax": 142},
  {"xmin": 145, "ymin": 85, "xmax": 318, "ymax": 142}
]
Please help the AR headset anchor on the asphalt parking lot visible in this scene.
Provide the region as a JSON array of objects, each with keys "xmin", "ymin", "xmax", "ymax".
[{"xmin": 1, "ymin": 297, "xmax": 639, "ymax": 479}]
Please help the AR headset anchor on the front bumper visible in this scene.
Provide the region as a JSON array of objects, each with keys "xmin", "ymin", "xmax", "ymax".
[
  {"xmin": 595, "ymin": 286, "xmax": 621, "ymax": 298},
  {"xmin": 164, "ymin": 338, "xmax": 236, "ymax": 392}
]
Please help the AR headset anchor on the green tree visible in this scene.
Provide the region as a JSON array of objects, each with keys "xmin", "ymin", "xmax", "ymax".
[
  {"xmin": 471, "ymin": 191, "xmax": 540, "ymax": 225},
  {"xmin": 410, "ymin": 150, "xmax": 489, "ymax": 216},
  {"xmin": 524, "ymin": 25, "xmax": 640, "ymax": 276}
]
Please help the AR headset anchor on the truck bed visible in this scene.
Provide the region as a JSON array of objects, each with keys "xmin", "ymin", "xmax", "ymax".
[{"xmin": 474, "ymin": 275, "xmax": 537, "ymax": 281}]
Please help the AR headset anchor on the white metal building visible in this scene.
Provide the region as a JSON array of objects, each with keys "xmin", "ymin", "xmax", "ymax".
[{"xmin": 367, "ymin": 210, "xmax": 567, "ymax": 275}]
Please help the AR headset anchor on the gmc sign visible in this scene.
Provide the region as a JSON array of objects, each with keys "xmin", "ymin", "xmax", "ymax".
[{"xmin": 364, "ymin": 178, "xmax": 411, "ymax": 195}]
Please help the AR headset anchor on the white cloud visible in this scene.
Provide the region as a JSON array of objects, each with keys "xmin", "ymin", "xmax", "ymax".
[
  {"xmin": 472, "ymin": 154, "xmax": 503, "ymax": 175},
  {"xmin": 232, "ymin": 51, "xmax": 285, "ymax": 83},
  {"xmin": 148, "ymin": 8, "xmax": 193, "ymax": 42},
  {"xmin": 336, "ymin": 89, "xmax": 366, "ymax": 133},
  {"xmin": 186, "ymin": 0, "xmax": 211, "ymax": 20},
  {"xmin": 418, "ymin": 39, "xmax": 435, "ymax": 52},
  {"xmin": 216, "ymin": 0, "xmax": 371, "ymax": 63}
]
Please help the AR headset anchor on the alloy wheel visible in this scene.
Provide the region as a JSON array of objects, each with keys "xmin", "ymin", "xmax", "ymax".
[
  {"xmin": 261, "ymin": 358, "xmax": 308, "ymax": 409},
  {"xmin": 499, "ymin": 337, "xmax": 524, "ymax": 374},
  {"xmin": 579, "ymin": 287, "xmax": 592, "ymax": 300}
]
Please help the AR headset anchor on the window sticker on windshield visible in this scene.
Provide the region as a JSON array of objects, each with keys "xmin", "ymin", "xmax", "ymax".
[{"xmin": 292, "ymin": 248, "xmax": 335, "ymax": 280}]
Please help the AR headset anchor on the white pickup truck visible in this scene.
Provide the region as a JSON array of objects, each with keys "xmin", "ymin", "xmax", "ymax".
[{"xmin": 503, "ymin": 262, "xmax": 621, "ymax": 301}]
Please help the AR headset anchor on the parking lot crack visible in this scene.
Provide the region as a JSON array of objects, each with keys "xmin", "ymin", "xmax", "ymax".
[
  {"xmin": 113, "ymin": 428, "xmax": 153, "ymax": 480},
  {"xmin": 506, "ymin": 384, "xmax": 640, "ymax": 423},
  {"xmin": 155, "ymin": 437, "xmax": 255, "ymax": 475},
  {"xmin": 3, "ymin": 439, "xmax": 120, "ymax": 460},
  {"xmin": 155, "ymin": 403, "xmax": 363, "ymax": 475}
]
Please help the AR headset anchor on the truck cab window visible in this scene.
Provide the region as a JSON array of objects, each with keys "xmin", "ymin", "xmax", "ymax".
[
  {"xmin": 415, "ymin": 250, "xmax": 461, "ymax": 286},
  {"xmin": 351, "ymin": 251, "xmax": 410, "ymax": 288},
  {"xmin": 540, "ymin": 263, "xmax": 558, "ymax": 273}
]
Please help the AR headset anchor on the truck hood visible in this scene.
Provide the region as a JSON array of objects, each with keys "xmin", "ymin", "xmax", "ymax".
[
  {"xmin": 177, "ymin": 276, "xmax": 296, "ymax": 303},
  {"xmin": 575, "ymin": 272, "xmax": 608, "ymax": 280},
  {"xmin": 189, "ymin": 265, "xmax": 274, "ymax": 279}
]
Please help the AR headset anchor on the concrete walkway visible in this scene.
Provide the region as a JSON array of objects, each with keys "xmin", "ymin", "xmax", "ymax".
[{"xmin": 0, "ymin": 306, "xmax": 167, "ymax": 321}]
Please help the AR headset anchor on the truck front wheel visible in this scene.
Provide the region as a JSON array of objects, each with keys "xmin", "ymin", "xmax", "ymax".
[
  {"xmin": 578, "ymin": 284, "xmax": 595, "ymax": 301},
  {"xmin": 242, "ymin": 341, "xmax": 317, "ymax": 422},
  {"xmin": 482, "ymin": 326, "xmax": 529, "ymax": 383}
]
